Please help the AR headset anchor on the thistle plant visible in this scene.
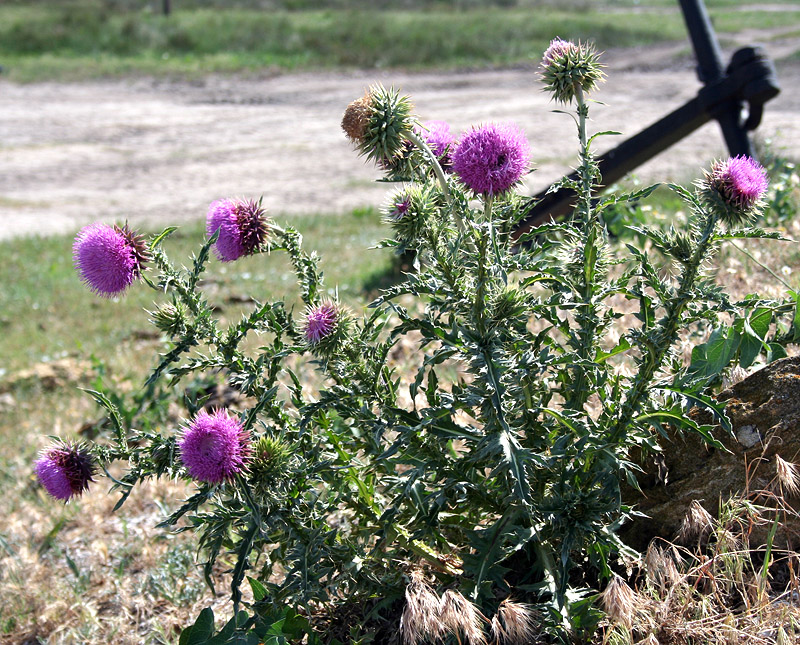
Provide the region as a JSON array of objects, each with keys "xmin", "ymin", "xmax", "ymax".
[{"xmin": 36, "ymin": 41, "xmax": 797, "ymax": 644}]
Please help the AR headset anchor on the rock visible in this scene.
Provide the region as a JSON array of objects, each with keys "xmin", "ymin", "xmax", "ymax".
[{"xmin": 622, "ymin": 355, "xmax": 800, "ymax": 551}]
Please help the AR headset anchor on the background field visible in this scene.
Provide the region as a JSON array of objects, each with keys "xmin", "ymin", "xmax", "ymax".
[{"xmin": 1, "ymin": 0, "xmax": 800, "ymax": 81}]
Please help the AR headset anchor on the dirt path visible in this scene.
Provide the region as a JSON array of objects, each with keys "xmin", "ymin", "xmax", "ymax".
[{"xmin": 2, "ymin": 37, "xmax": 799, "ymax": 241}]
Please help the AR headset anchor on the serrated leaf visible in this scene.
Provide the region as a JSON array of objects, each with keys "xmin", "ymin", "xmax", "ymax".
[{"xmin": 248, "ymin": 576, "xmax": 268, "ymax": 602}]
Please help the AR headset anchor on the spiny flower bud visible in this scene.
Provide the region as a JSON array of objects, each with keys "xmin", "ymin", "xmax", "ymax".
[
  {"xmin": 248, "ymin": 436, "xmax": 292, "ymax": 496},
  {"xmin": 302, "ymin": 300, "xmax": 351, "ymax": 354},
  {"xmin": 73, "ymin": 222, "xmax": 149, "ymax": 297},
  {"xmin": 540, "ymin": 38, "xmax": 604, "ymax": 104},
  {"xmin": 206, "ymin": 197, "xmax": 271, "ymax": 262},
  {"xmin": 382, "ymin": 183, "xmax": 439, "ymax": 251},
  {"xmin": 342, "ymin": 84, "xmax": 415, "ymax": 165},
  {"xmin": 700, "ymin": 155, "xmax": 769, "ymax": 227},
  {"xmin": 179, "ymin": 409, "xmax": 251, "ymax": 484},
  {"xmin": 35, "ymin": 440, "xmax": 95, "ymax": 501},
  {"xmin": 149, "ymin": 301, "xmax": 188, "ymax": 336}
]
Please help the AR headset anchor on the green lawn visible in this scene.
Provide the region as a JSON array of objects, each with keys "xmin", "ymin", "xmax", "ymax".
[{"xmin": 1, "ymin": 1, "xmax": 798, "ymax": 81}]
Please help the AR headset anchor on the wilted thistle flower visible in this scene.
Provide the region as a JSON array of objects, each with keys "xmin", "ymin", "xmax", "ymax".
[
  {"xmin": 452, "ymin": 123, "xmax": 531, "ymax": 195},
  {"xmin": 775, "ymin": 455, "xmax": 800, "ymax": 497},
  {"xmin": 677, "ymin": 500, "xmax": 714, "ymax": 545},
  {"xmin": 342, "ymin": 84, "xmax": 415, "ymax": 165},
  {"xmin": 700, "ymin": 155, "xmax": 769, "ymax": 226},
  {"xmin": 206, "ymin": 197, "xmax": 270, "ymax": 262},
  {"xmin": 540, "ymin": 38, "xmax": 604, "ymax": 104},
  {"xmin": 490, "ymin": 598, "xmax": 538, "ymax": 644},
  {"xmin": 600, "ymin": 575, "xmax": 639, "ymax": 629},
  {"xmin": 415, "ymin": 120, "xmax": 456, "ymax": 170},
  {"xmin": 178, "ymin": 409, "xmax": 251, "ymax": 484},
  {"xmin": 302, "ymin": 300, "xmax": 349, "ymax": 352},
  {"xmin": 35, "ymin": 440, "xmax": 95, "ymax": 501},
  {"xmin": 73, "ymin": 222, "xmax": 148, "ymax": 297},
  {"xmin": 382, "ymin": 183, "xmax": 439, "ymax": 250}
]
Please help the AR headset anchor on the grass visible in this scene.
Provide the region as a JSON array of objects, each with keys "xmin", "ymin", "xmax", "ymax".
[{"xmin": 2, "ymin": 1, "xmax": 800, "ymax": 81}]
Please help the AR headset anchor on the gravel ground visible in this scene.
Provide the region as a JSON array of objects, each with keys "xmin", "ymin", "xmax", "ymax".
[{"xmin": 1, "ymin": 36, "xmax": 799, "ymax": 240}]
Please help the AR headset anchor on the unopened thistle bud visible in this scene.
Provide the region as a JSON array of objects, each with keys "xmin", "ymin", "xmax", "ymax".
[
  {"xmin": 540, "ymin": 38, "xmax": 604, "ymax": 104},
  {"xmin": 35, "ymin": 440, "xmax": 95, "ymax": 501},
  {"xmin": 149, "ymin": 301, "xmax": 188, "ymax": 336},
  {"xmin": 382, "ymin": 183, "xmax": 439, "ymax": 250},
  {"xmin": 302, "ymin": 300, "xmax": 350, "ymax": 354},
  {"xmin": 700, "ymin": 155, "xmax": 769, "ymax": 227},
  {"xmin": 206, "ymin": 197, "xmax": 271, "ymax": 262},
  {"xmin": 73, "ymin": 222, "xmax": 149, "ymax": 297},
  {"xmin": 342, "ymin": 84, "xmax": 415, "ymax": 165},
  {"xmin": 248, "ymin": 436, "xmax": 291, "ymax": 495}
]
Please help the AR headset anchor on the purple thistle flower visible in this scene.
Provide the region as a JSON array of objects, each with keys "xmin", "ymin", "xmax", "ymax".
[
  {"xmin": 416, "ymin": 120, "xmax": 456, "ymax": 169},
  {"xmin": 542, "ymin": 37, "xmax": 578, "ymax": 67},
  {"xmin": 35, "ymin": 441, "xmax": 95, "ymax": 501},
  {"xmin": 179, "ymin": 409, "xmax": 251, "ymax": 484},
  {"xmin": 452, "ymin": 123, "xmax": 531, "ymax": 195},
  {"xmin": 206, "ymin": 198, "xmax": 269, "ymax": 262},
  {"xmin": 73, "ymin": 223, "xmax": 147, "ymax": 297},
  {"xmin": 303, "ymin": 301, "xmax": 339, "ymax": 345},
  {"xmin": 709, "ymin": 155, "xmax": 769, "ymax": 210}
]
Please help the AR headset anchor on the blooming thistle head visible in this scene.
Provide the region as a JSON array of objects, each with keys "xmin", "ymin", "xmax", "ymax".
[
  {"xmin": 540, "ymin": 38, "xmax": 604, "ymax": 104},
  {"xmin": 35, "ymin": 440, "xmax": 95, "ymax": 501},
  {"xmin": 415, "ymin": 120, "xmax": 456, "ymax": 171},
  {"xmin": 452, "ymin": 123, "xmax": 531, "ymax": 196},
  {"xmin": 342, "ymin": 84, "xmax": 415, "ymax": 166},
  {"xmin": 178, "ymin": 409, "xmax": 251, "ymax": 484},
  {"xmin": 302, "ymin": 300, "xmax": 350, "ymax": 354},
  {"xmin": 700, "ymin": 155, "xmax": 769, "ymax": 226},
  {"xmin": 382, "ymin": 183, "xmax": 439, "ymax": 251},
  {"xmin": 73, "ymin": 222, "xmax": 148, "ymax": 297},
  {"xmin": 206, "ymin": 197, "xmax": 270, "ymax": 262}
]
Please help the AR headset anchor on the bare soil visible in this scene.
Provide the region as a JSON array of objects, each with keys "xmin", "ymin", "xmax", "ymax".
[{"xmin": 1, "ymin": 36, "xmax": 800, "ymax": 240}]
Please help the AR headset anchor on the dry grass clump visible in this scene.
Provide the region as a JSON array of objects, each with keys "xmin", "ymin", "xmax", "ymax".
[{"xmin": 595, "ymin": 464, "xmax": 800, "ymax": 645}]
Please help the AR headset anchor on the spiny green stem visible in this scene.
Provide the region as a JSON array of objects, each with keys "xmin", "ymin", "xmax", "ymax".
[
  {"xmin": 610, "ymin": 211, "xmax": 719, "ymax": 442},
  {"xmin": 407, "ymin": 130, "xmax": 461, "ymax": 233}
]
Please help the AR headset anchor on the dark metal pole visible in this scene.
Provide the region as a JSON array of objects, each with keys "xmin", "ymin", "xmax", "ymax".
[
  {"xmin": 678, "ymin": 0, "xmax": 753, "ymax": 157},
  {"xmin": 163, "ymin": 0, "xmax": 171, "ymax": 16}
]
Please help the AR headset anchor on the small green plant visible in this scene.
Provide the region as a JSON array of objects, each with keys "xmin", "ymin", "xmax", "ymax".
[{"xmin": 35, "ymin": 39, "xmax": 798, "ymax": 643}]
